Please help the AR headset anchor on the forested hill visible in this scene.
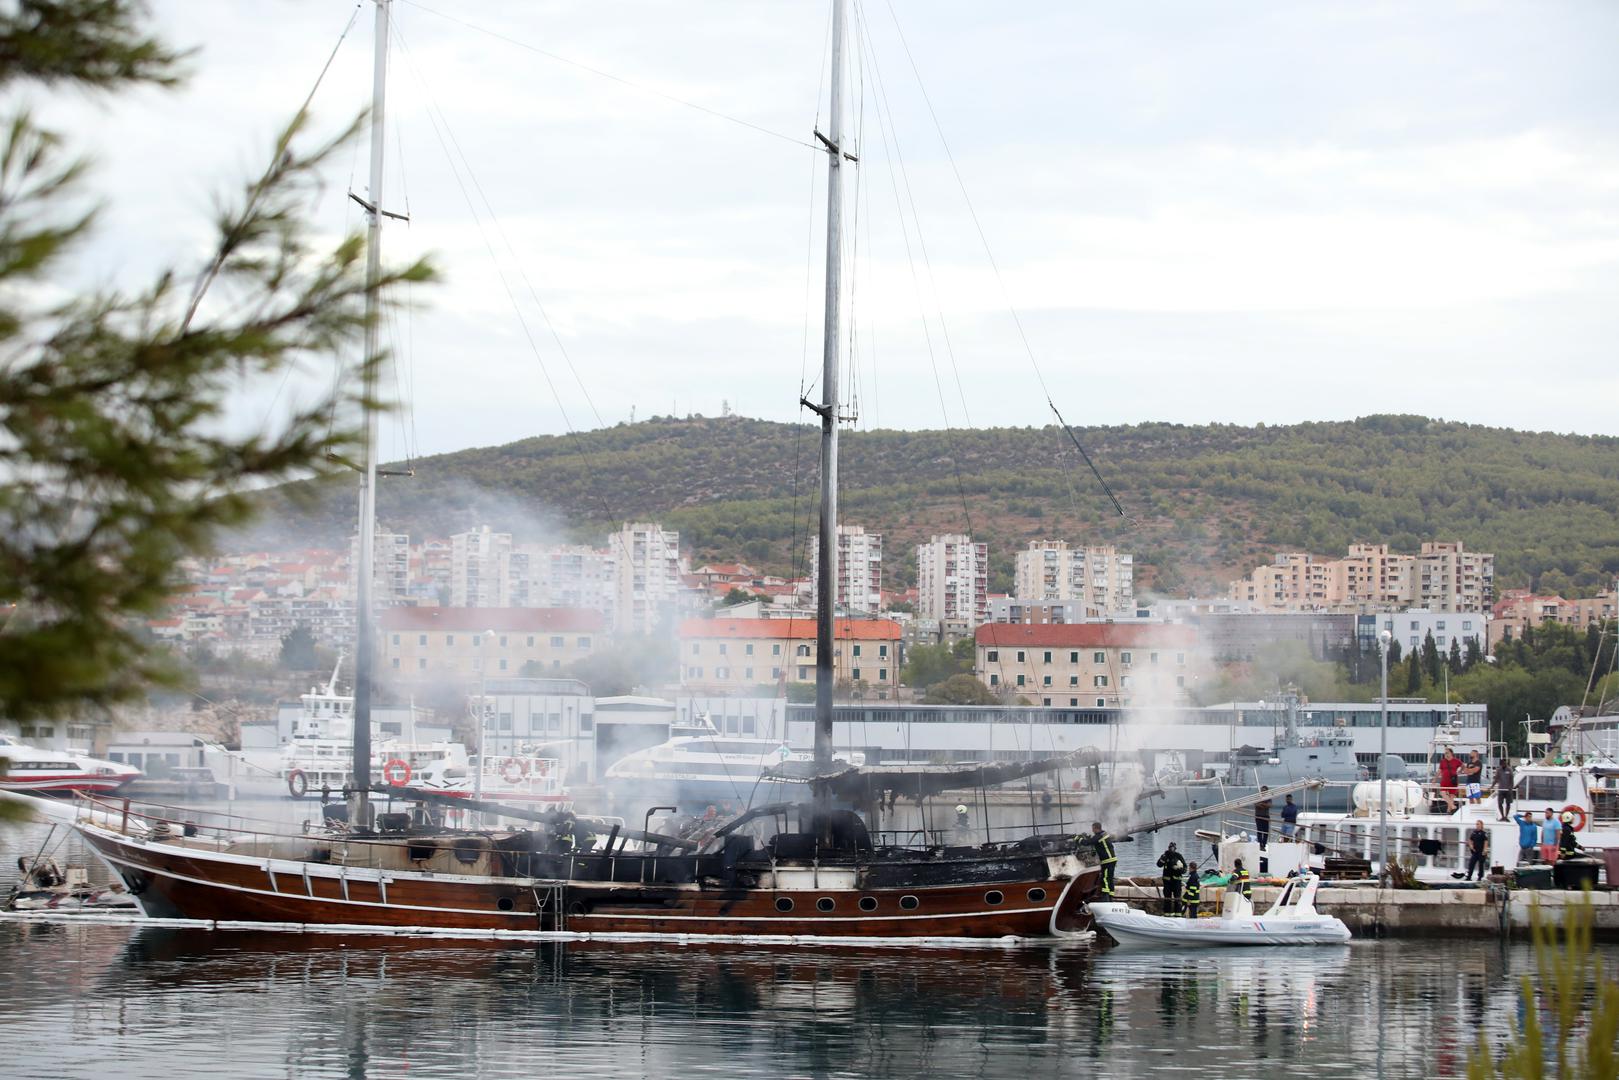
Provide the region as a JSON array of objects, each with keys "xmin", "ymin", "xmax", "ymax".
[{"xmin": 248, "ymin": 414, "xmax": 1619, "ymax": 596}]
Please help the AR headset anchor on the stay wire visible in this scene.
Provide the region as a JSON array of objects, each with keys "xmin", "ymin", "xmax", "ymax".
[
  {"xmin": 880, "ymin": 0, "xmax": 1130, "ymax": 524},
  {"xmin": 399, "ymin": 0, "xmax": 819, "ymax": 153}
]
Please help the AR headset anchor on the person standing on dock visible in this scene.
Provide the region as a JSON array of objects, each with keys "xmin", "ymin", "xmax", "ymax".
[
  {"xmin": 1230, "ymin": 858, "xmax": 1251, "ymax": 900},
  {"xmin": 1558, "ymin": 813, "xmax": 1581, "ymax": 859},
  {"xmin": 1280, "ymin": 794, "xmax": 1299, "ymax": 839},
  {"xmin": 1494, "ymin": 759, "xmax": 1515, "ymax": 821},
  {"xmin": 1539, "ymin": 808, "xmax": 1560, "ymax": 863},
  {"xmin": 1157, "ymin": 842, "xmax": 1186, "ymax": 914},
  {"xmin": 1464, "ymin": 820, "xmax": 1489, "ymax": 881},
  {"xmin": 1088, "ymin": 821, "xmax": 1118, "ymax": 897},
  {"xmin": 1254, "ymin": 788, "xmax": 1272, "ymax": 851},
  {"xmin": 1182, "ymin": 864, "xmax": 1201, "ymax": 919}
]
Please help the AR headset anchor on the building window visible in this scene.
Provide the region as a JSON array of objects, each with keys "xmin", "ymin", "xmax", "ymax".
[
  {"xmin": 391, "ymin": 658, "xmax": 399, "ymax": 669},
  {"xmin": 990, "ymin": 674, "xmax": 999, "ymax": 686},
  {"xmin": 419, "ymin": 634, "xmax": 427, "ymax": 646},
  {"xmin": 1176, "ymin": 653, "xmax": 1186, "ymax": 665},
  {"xmin": 852, "ymin": 668, "xmax": 861, "ymax": 681},
  {"xmin": 446, "ymin": 634, "xmax": 455, "ymax": 646},
  {"xmin": 1016, "ymin": 674, "xmax": 1026, "ymax": 686},
  {"xmin": 1120, "ymin": 675, "xmax": 1131, "ymax": 688},
  {"xmin": 745, "ymin": 643, "xmax": 755, "ymax": 656},
  {"xmin": 1069, "ymin": 675, "xmax": 1078, "ymax": 686},
  {"xmin": 499, "ymin": 635, "xmax": 508, "ymax": 647},
  {"xmin": 745, "ymin": 667, "xmax": 753, "ymax": 680},
  {"xmin": 1094, "ymin": 675, "xmax": 1108, "ymax": 687},
  {"xmin": 879, "ymin": 645, "xmax": 888, "ymax": 657},
  {"xmin": 688, "ymin": 667, "xmax": 702, "ymax": 678},
  {"xmin": 1043, "ymin": 698, "xmax": 1052, "ymax": 707},
  {"xmin": 577, "ymin": 636, "xmax": 590, "ymax": 649},
  {"xmin": 1042, "ymin": 650, "xmax": 1052, "ymax": 663},
  {"xmin": 1096, "ymin": 698, "xmax": 1106, "ymax": 707},
  {"xmin": 1463, "ymin": 621, "xmax": 1473, "ymax": 631},
  {"xmin": 551, "ymin": 636, "xmax": 564, "ymax": 648},
  {"xmin": 773, "ymin": 644, "xmax": 782, "ymax": 655},
  {"xmin": 797, "ymin": 644, "xmax": 811, "ymax": 657},
  {"xmin": 987, "ymin": 650, "xmax": 998, "ymax": 662},
  {"xmin": 499, "ymin": 659, "xmax": 508, "ymax": 671},
  {"xmin": 1070, "ymin": 699, "xmax": 1078, "ymax": 707},
  {"xmin": 692, "ymin": 643, "xmax": 700, "ymax": 655},
  {"xmin": 1042, "ymin": 675, "xmax": 1052, "ymax": 686},
  {"xmin": 1176, "ymin": 675, "xmax": 1185, "ymax": 688},
  {"xmin": 1121, "ymin": 651, "xmax": 1132, "ymax": 665},
  {"xmin": 878, "ymin": 668, "xmax": 887, "ymax": 681},
  {"xmin": 527, "ymin": 635, "xmax": 535, "ymax": 647},
  {"xmin": 1436, "ymin": 621, "xmax": 1446, "ymax": 631},
  {"xmin": 1150, "ymin": 652, "xmax": 1159, "ymax": 664},
  {"xmin": 772, "ymin": 668, "xmax": 782, "ymax": 679},
  {"xmin": 1091, "ymin": 651, "xmax": 1104, "ymax": 663},
  {"xmin": 798, "ymin": 666, "xmax": 809, "ymax": 679},
  {"xmin": 391, "ymin": 634, "xmax": 400, "ymax": 646},
  {"xmin": 417, "ymin": 658, "xmax": 426, "ymax": 670},
  {"xmin": 472, "ymin": 635, "xmax": 480, "ymax": 647},
  {"xmin": 716, "ymin": 667, "xmax": 728, "ymax": 679},
  {"xmin": 1069, "ymin": 651, "xmax": 1079, "ymax": 663},
  {"xmin": 1016, "ymin": 650, "xmax": 1025, "ymax": 662},
  {"xmin": 718, "ymin": 643, "xmax": 728, "ymax": 655}
]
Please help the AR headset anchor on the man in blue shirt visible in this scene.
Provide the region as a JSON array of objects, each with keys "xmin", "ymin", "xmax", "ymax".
[
  {"xmin": 1539, "ymin": 808, "xmax": 1560, "ymax": 863},
  {"xmin": 1514, "ymin": 811, "xmax": 1540, "ymax": 863},
  {"xmin": 1280, "ymin": 794, "xmax": 1300, "ymax": 839}
]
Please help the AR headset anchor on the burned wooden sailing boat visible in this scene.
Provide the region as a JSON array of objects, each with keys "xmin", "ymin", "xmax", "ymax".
[{"xmin": 71, "ymin": 0, "xmax": 1101, "ymax": 938}]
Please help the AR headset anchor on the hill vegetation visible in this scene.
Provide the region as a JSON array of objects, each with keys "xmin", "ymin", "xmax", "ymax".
[{"xmin": 248, "ymin": 414, "xmax": 1619, "ymax": 597}]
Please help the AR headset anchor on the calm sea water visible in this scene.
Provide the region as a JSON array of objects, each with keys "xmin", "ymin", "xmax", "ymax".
[{"xmin": 1, "ymin": 809, "xmax": 1600, "ymax": 1079}]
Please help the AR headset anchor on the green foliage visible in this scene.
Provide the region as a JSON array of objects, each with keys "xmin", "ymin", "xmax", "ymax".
[
  {"xmin": 923, "ymin": 673, "xmax": 996, "ymax": 705},
  {"xmin": 0, "ymin": 3, "xmax": 435, "ymax": 724},
  {"xmin": 901, "ymin": 642, "xmax": 967, "ymax": 690},
  {"xmin": 278, "ymin": 625, "xmax": 318, "ymax": 670},
  {"xmin": 247, "ymin": 414, "xmax": 1619, "ymax": 598},
  {"xmin": 719, "ymin": 587, "xmax": 758, "ymax": 607},
  {"xmin": 1468, "ymin": 894, "xmax": 1619, "ymax": 1080}
]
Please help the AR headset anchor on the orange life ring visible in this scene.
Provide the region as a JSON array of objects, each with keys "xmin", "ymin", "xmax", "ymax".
[
  {"xmin": 286, "ymin": 769, "xmax": 308, "ymax": 798},
  {"xmin": 383, "ymin": 759, "xmax": 412, "ymax": 787},
  {"xmin": 534, "ymin": 759, "xmax": 551, "ymax": 778},
  {"xmin": 1561, "ymin": 805, "xmax": 1588, "ymax": 832},
  {"xmin": 501, "ymin": 758, "xmax": 526, "ymax": 784}
]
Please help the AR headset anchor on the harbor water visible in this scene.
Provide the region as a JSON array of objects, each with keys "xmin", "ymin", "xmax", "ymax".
[{"xmin": 4, "ymin": 810, "xmax": 1612, "ymax": 1079}]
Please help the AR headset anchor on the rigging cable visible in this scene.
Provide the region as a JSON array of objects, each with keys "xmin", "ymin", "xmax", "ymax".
[{"xmin": 398, "ymin": 0, "xmax": 819, "ymax": 153}]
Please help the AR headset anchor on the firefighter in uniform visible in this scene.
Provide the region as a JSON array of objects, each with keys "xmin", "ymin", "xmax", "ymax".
[
  {"xmin": 1087, "ymin": 821, "xmax": 1118, "ymax": 897},
  {"xmin": 1559, "ymin": 812, "xmax": 1582, "ymax": 858},
  {"xmin": 1156, "ymin": 842, "xmax": 1187, "ymax": 915},
  {"xmin": 1230, "ymin": 858, "xmax": 1251, "ymax": 901},
  {"xmin": 1182, "ymin": 863, "xmax": 1202, "ymax": 919}
]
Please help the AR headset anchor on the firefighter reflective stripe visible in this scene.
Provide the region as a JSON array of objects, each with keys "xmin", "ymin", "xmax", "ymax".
[
  {"xmin": 1234, "ymin": 869, "xmax": 1251, "ymax": 898},
  {"xmin": 1182, "ymin": 878, "xmax": 1201, "ymax": 903},
  {"xmin": 1097, "ymin": 833, "xmax": 1117, "ymax": 865}
]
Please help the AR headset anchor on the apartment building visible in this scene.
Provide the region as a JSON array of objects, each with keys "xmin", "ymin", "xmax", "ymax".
[
  {"xmin": 1229, "ymin": 541, "xmax": 1494, "ymax": 614},
  {"xmin": 678, "ymin": 617, "xmax": 903, "ymax": 696},
  {"xmin": 1372, "ymin": 610, "xmax": 1486, "ymax": 655},
  {"xmin": 809, "ymin": 525, "xmax": 883, "ymax": 612},
  {"xmin": 350, "ymin": 530, "xmax": 412, "ymax": 606},
  {"xmin": 450, "ymin": 526, "xmax": 511, "ymax": 608},
  {"xmin": 380, "ymin": 606, "xmax": 606, "ymax": 681},
  {"xmin": 1012, "ymin": 540, "xmax": 1134, "ymax": 615},
  {"xmin": 974, "ymin": 623, "xmax": 1202, "ymax": 707},
  {"xmin": 916, "ymin": 534, "xmax": 988, "ymax": 624},
  {"xmin": 1489, "ymin": 588, "xmax": 1617, "ymax": 649},
  {"xmin": 612, "ymin": 522, "xmax": 685, "ymax": 635}
]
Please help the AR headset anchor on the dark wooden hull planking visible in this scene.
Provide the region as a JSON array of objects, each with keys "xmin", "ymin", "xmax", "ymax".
[{"xmin": 80, "ymin": 825, "xmax": 1098, "ymax": 939}]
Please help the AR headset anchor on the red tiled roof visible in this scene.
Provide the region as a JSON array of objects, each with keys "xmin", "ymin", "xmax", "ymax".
[
  {"xmin": 679, "ymin": 617, "xmax": 902, "ymax": 641},
  {"xmin": 380, "ymin": 607, "xmax": 607, "ymax": 632},
  {"xmin": 975, "ymin": 623, "xmax": 1197, "ymax": 648}
]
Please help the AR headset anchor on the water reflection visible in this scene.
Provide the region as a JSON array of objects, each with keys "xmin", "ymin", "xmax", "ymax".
[{"xmin": 0, "ymin": 919, "xmax": 1579, "ymax": 1079}]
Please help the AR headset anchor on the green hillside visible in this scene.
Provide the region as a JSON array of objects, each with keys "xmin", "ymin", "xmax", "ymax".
[{"xmin": 249, "ymin": 414, "xmax": 1619, "ymax": 596}]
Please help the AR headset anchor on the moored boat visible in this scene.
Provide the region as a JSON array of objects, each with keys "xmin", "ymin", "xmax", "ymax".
[
  {"xmin": 0, "ymin": 734, "xmax": 141, "ymax": 796},
  {"xmin": 1090, "ymin": 873, "xmax": 1351, "ymax": 948}
]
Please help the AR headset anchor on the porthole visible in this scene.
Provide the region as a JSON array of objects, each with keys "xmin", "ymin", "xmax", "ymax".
[
  {"xmin": 496, "ymin": 896, "xmax": 515, "ymax": 912},
  {"xmin": 985, "ymin": 890, "xmax": 1004, "ymax": 906},
  {"xmin": 899, "ymin": 895, "xmax": 919, "ymax": 911},
  {"xmin": 858, "ymin": 896, "xmax": 878, "ymax": 912},
  {"xmin": 776, "ymin": 897, "xmax": 794, "ymax": 912},
  {"xmin": 816, "ymin": 897, "xmax": 835, "ymax": 912},
  {"xmin": 1027, "ymin": 887, "xmax": 1047, "ymax": 903}
]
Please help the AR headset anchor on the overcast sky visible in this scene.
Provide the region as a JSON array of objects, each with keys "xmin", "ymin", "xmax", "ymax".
[{"xmin": 38, "ymin": 1, "xmax": 1619, "ymax": 458}]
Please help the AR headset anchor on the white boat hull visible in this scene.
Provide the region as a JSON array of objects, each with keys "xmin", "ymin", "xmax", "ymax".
[{"xmin": 1089, "ymin": 902, "xmax": 1351, "ymax": 948}]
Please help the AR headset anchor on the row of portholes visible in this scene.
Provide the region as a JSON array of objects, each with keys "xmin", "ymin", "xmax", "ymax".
[{"xmin": 771, "ymin": 887, "xmax": 1047, "ymax": 914}]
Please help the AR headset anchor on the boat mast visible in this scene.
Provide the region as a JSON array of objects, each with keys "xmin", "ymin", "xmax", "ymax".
[
  {"xmin": 350, "ymin": 0, "xmax": 392, "ymax": 827},
  {"xmin": 812, "ymin": 0, "xmax": 848, "ymax": 784}
]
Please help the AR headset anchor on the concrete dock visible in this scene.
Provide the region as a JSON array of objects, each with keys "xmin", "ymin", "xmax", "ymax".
[{"xmin": 1112, "ymin": 882, "xmax": 1619, "ymax": 940}]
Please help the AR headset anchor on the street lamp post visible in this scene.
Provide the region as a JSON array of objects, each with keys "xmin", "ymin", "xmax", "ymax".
[
  {"xmin": 474, "ymin": 628, "xmax": 494, "ymax": 803},
  {"xmin": 1378, "ymin": 629, "xmax": 1391, "ymax": 885}
]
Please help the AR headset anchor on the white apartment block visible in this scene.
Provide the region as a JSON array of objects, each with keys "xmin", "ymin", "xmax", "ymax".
[
  {"xmin": 451, "ymin": 526, "xmax": 511, "ymax": 608},
  {"xmin": 810, "ymin": 525, "xmax": 883, "ymax": 612},
  {"xmin": 348, "ymin": 530, "xmax": 411, "ymax": 607},
  {"xmin": 1230, "ymin": 541, "xmax": 1494, "ymax": 615},
  {"xmin": 537, "ymin": 544, "xmax": 618, "ymax": 615},
  {"xmin": 916, "ymin": 534, "xmax": 988, "ymax": 625},
  {"xmin": 1374, "ymin": 610, "xmax": 1486, "ymax": 656},
  {"xmin": 1013, "ymin": 540, "xmax": 1134, "ymax": 615},
  {"xmin": 613, "ymin": 522, "xmax": 684, "ymax": 635}
]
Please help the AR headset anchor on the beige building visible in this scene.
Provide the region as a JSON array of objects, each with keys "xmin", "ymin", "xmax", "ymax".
[
  {"xmin": 678, "ymin": 617, "xmax": 903, "ymax": 697},
  {"xmin": 1229, "ymin": 541, "xmax": 1494, "ymax": 614},
  {"xmin": 613, "ymin": 522, "xmax": 684, "ymax": 635},
  {"xmin": 975, "ymin": 623, "xmax": 1203, "ymax": 707},
  {"xmin": 1488, "ymin": 587, "xmax": 1617, "ymax": 649},
  {"xmin": 380, "ymin": 606, "xmax": 606, "ymax": 681},
  {"xmin": 1013, "ymin": 541, "xmax": 1134, "ymax": 616},
  {"xmin": 916, "ymin": 534, "xmax": 988, "ymax": 624},
  {"xmin": 810, "ymin": 525, "xmax": 884, "ymax": 613}
]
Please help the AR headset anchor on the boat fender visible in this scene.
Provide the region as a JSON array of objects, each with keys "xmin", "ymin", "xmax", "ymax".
[
  {"xmin": 501, "ymin": 758, "xmax": 526, "ymax": 784},
  {"xmin": 286, "ymin": 769, "xmax": 308, "ymax": 799},
  {"xmin": 1561, "ymin": 805, "xmax": 1588, "ymax": 832},
  {"xmin": 383, "ymin": 759, "xmax": 412, "ymax": 787}
]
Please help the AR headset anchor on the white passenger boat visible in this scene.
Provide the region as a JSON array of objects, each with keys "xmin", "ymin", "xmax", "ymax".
[
  {"xmin": 0, "ymin": 734, "xmax": 141, "ymax": 796},
  {"xmin": 1090, "ymin": 873, "xmax": 1351, "ymax": 948}
]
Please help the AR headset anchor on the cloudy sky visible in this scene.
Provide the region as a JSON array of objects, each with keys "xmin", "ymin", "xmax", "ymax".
[{"xmin": 39, "ymin": 1, "xmax": 1619, "ymax": 458}]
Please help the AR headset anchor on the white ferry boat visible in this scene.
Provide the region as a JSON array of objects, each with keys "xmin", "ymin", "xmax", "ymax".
[
  {"xmin": 0, "ymin": 734, "xmax": 140, "ymax": 796},
  {"xmin": 1295, "ymin": 759, "xmax": 1619, "ymax": 883},
  {"xmin": 605, "ymin": 725, "xmax": 864, "ymax": 813},
  {"xmin": 409, "ymin": 751, "xmax": 571, "ymax": 808}
]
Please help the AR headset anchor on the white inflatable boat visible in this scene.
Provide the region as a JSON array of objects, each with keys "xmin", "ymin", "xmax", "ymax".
[{"xmin": 1090, "ymin": 873, "xmax": 1351, "ymax": 948}]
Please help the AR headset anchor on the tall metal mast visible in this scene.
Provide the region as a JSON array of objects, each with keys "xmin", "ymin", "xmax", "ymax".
[
  {"xmin": 812, "ymin": 0, "xmax": 848, "ymax": 781},
  {"xmin": 349, "ymin": 0, "xmax": 392, "ymax": 828}
]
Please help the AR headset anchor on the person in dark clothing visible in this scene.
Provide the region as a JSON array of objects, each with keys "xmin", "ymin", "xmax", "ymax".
[
  {"xmin": 1088, "ymin": 821, "xmax": 1118, "ymax": 897},
  {"xmin": 1254, "ymin": 789, "xmax": 1272, "ymax": 850},
  {"xmin": 1559, "ymin": 815, "xmax": 1581, "ymax": 858},
  {"xmin": 1157, "ymin": 842, "xmax": 1187, "ymax": 915},
  {"xmin": 1494, "ymin": 759, "xmax": 1515, "ymax": 821},
  {"xmin": 1230, "ymin": 858, "xmax": 1251, "ymax": 900},
  {"xmin": 1182, "ymin": 864, "xmax": 1202, "ymax": 919},
  {"xmin": 1280, "ymin": 794, "xmax": 1300, "ymax": 839},
  {"xmin": 1464, "ymin": 820, "xmax": 1489, "ymax": 881}
]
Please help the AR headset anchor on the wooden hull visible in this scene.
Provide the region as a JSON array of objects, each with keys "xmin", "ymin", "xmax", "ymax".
[{"xmin": 78, "ymin": 823, "xmax": 1097, "ymax": 939}]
